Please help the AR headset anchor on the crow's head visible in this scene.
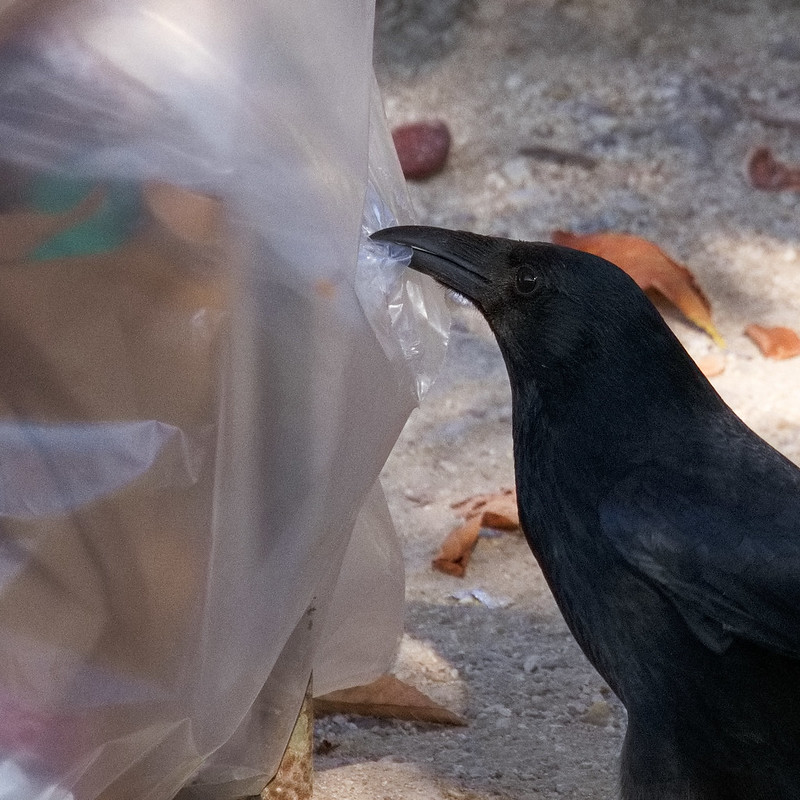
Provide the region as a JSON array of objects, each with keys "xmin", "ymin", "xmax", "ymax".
[
  {"xmin": 372, "ymin": 223, "xmax": 720, "ymax": 468},
  {"xmin": 372, "ymin": 225, "xmax": 675, "ymax": 385},
  {"xmin": 370, "ymin": 224, "xmax": 722, "ymax": 444}
]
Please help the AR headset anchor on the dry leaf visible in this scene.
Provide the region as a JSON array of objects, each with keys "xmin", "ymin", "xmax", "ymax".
[
  {"xmin": 432, "ymin": 516, "xmax": 482, "ymax": 578},
  {"xmin": 695, "ymin": 351, "xmax": 726, "ymax": 377},
  {"xmin": 552, "ymin": 230, "xmax": 724, "ymax": 347},
  {"xmin": 433, "ymin": 489, "xmax": 521, "ymax": 577},
  {"xmin": 451, "ymin": 488, "xmax": 519, "ymax": 529},
  {"xmin": 746, "ymin": 147, "xmax": 800, "ymax": 191},
  {"xmin": 315, "ymin": 674, "xmax": 466, "ymax": 726},
  {"xmin": 745, "ymin": 324, "xmax": 800, "ymax": 360}
]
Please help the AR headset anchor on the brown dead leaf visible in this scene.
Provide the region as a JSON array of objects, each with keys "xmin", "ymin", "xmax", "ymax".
[
  {"xmin": 746, "ymin": 147, "xmax": 800, "ymax": 191},
  {"xmin": 745, "ymin": 324, "xmax": 800, "ymax": 360},
  {"xmin": 451, "ymin": 487, "xmax": 519, "ymax": 529},
  {"xmin": 432, "ymin": 489, "xmax": 520, "ymax": 577},
  {"xmin": 315, "ymin": 674, "xmax": 466, "ymax": 726},
  {"xmin": 552, "ymin": 230, "xmax": 724, "ymax": 347},
  {"xmin": 432, "ymin": 516, "xmax": 482, "ymax": 577}
]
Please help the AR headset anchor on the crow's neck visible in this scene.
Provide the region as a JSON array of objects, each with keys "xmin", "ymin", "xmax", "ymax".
[
  {"xmin": 508, "ymin": 377, "xmax": 694, "ymax": 697},
  {"xmin": 505, "ymin": 334, "xmax": 727, "ymax": 582},
  {"xmin": 507, "ymin": 327, "xmax": 724, "ymax": 493},
  {"xmin": 502, "ymin": 325, "xmax": 740, "ymax": 697}
]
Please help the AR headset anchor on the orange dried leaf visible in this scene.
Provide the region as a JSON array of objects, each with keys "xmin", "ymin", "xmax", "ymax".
[
  {"xmin": 745, "ymin": 324, "xmax": 800, "ymax": 360},
  {"xmin": 432, "ymin": 516, "xmax": 482, "ymax": 577},
  {"xmin": 746, "ymin": 147, "xmax": 800, "ymax": 191},
  {"xmin": 315, "ymin": 674, "xmax": 466, "ymax": 726},
  {"xmin": 434, "ymin": 490, "xmax": 520, "ymax": 577},
  {"xmin": 451, "ymin": 488, "xmax": 519, "ymax": 529},
  {"xmin": 552, "ymin": 230, "xmax": 724, "ymax": 347}
]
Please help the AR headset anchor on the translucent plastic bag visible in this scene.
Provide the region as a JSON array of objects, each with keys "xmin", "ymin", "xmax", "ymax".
[{"xmin": 0, "ymin": 2, "xmax": 447, "ymax": 798}]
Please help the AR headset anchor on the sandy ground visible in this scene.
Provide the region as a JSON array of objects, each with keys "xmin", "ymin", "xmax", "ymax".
[{"xmin": 315, "ymin": 2, "xmax": 800, "ymax": 798}]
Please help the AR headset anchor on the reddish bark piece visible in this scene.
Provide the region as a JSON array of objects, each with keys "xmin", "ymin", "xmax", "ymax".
[
  {"xmin": 552, "ymin": 230, "xmax": 724, "ymax": 346},
  {"xmin": 745, "ymin": 324, "xmax": 800, "ymax": 360},
  {"xmin": 392, "ymin": 121, "xmax": 451, "ymax": 180},
  {"xmin": 315, "ymin": 674, "xmax": 466, "ymax": 726},
  {"xmin": 746, "ymin": 147, "xmax": 800, "ymax": 191}
]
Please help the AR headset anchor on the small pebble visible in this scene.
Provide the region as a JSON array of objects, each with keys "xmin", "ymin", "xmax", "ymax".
[
  {"xmin": 581, "ymin": 700, "xmax": 613, "ymax": 727},
  {"xmin": 523, "ymin": 654, "xmax": 541, "ymax": 673},
  {"xmin": 501, "ymin": 157, "xmax": 531, "ymax": 185}
]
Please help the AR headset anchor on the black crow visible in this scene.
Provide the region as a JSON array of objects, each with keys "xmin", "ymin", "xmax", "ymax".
[{"xmin": 371, "ymin": 225, "xmax": 800, "ymax": 800}]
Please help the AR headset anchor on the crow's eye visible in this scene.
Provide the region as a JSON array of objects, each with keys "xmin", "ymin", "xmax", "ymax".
[{"xmin": 515, "ymin": 266, "xmax": 540, "ymax": 296}]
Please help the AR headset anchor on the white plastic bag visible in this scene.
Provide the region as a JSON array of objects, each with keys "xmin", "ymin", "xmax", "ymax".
[{"xmin": 0, "ymin": 2, "xmax": 447, "ymax": 798}]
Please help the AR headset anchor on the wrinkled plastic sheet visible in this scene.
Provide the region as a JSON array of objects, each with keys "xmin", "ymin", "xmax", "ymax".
[{"xmin": 0, "ymin": 1, "xmax": 448, "ymax": 798}]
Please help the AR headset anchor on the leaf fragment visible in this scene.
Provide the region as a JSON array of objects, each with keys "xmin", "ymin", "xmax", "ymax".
[
  {"xmin": 451, "ymin": 487, "xmax": 519, "ymax": 529},
  {"xmin": 552, "ymin": 230, "xmax": 725, "ymax": 347},
  {"xmin": 746, "ymin": 147, "xmax": 800, "ymax": 191},
  {"xmin": 433, "ymin": 489, "xmax": 520, "ymax": 577},
  {"xmin": 694, "ymin": 351, "xmax": 726, "ymax": 377},
  {"xmin": 432, "ymin": 516, "xmax": 482, "ymax": 578},
  {"xmin": 745, "ymin": 324, "xmax": 800, "ymax": 360},
  {"xmin": 314, "ymin": 674, "xmax": 467, "ymax": 726}
]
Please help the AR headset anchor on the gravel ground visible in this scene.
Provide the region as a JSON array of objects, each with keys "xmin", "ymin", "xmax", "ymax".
[{"xmin": 315, "ymin": 2, "xmax": 800, "ymax": 798}]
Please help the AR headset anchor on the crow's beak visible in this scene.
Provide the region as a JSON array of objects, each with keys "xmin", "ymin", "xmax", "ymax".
[{"xmin": 371, "ymin": 225, "xmax": 502, "ymax": 302}]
